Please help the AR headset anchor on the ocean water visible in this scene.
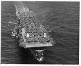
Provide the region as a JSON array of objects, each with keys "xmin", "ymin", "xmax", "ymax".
[{"xmin": 1, "ymin": 1, "xmax": 79, "ymax": 64}]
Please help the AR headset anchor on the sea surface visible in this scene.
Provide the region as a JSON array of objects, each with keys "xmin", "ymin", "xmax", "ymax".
[{"xmin": 1, "ymin": 1, "xmax": 79, "ymax": 64}]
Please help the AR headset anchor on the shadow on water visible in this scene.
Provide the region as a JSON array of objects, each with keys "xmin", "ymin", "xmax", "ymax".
[
  {"xmin": 17, "ymin": 42, "xmax": 49, "ymax": 64},
  {"xmin": 14, "ymin": 39, "xmax": 39, "ymax": 64}
]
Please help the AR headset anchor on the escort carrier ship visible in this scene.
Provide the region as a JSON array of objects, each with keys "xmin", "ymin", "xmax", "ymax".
[{"xmin": 8, "ymin": 2, "xmax": 55, "ymax": 62}]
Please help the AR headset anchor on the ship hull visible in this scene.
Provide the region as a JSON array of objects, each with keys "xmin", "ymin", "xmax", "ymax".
[{"xmin": 29, "ymin": 47, "xmax": 45, "ymax": 62}]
